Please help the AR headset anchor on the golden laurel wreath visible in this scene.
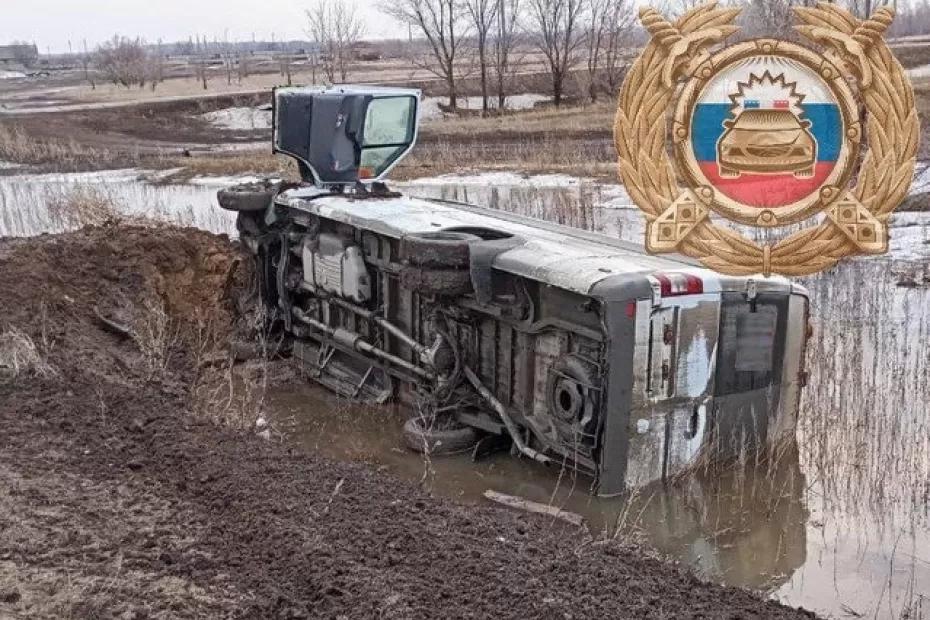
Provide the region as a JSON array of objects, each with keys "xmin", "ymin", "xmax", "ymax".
[{"xmin": 614, "ymin": 1, "xmax": 919, "ymax": 276}]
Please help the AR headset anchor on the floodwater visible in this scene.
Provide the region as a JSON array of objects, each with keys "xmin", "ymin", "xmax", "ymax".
[
  {"xmin": 270, "ymin": 257, "xmax": 930, "ymax": 619},
  {"xmin": 0, "ymin": 168, "xmax": 236, "ymax": 237},
  {"xmin": 1, "ymin": 169, "xmax": 929, "ymax": 618}
]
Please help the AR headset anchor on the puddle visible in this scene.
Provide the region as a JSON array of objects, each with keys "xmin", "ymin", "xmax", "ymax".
[{"xmin": 1, "ymin": 168, "xmax": 929, "ymax": 617}]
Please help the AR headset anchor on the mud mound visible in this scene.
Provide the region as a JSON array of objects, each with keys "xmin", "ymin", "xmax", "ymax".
[
  {"xmin": 0, "ymin": 224, "xmax": 236, "ymax": 327},
  {"xmin": 0, "ymin": 226, "xmax": 818, "ymax": 619},
  {"xmin": 0, "ymin": 225, "xmax": 242, "ymax": 379}
]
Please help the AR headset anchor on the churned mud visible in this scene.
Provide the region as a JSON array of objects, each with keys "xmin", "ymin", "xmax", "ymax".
[{"xmin": 0, "ymin": 225, "xmax": 817, "ymax": 619}]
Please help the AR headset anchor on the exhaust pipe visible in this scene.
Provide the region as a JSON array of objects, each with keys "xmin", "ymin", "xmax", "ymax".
[{"xmin": 463, "ymin": 366, "xmax": 551, "ymax": 465}]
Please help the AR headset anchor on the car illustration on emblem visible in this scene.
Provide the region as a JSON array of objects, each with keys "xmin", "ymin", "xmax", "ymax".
[{"xmin": 717, "ymin": 108, "xmax": 817, "ymax": 178}]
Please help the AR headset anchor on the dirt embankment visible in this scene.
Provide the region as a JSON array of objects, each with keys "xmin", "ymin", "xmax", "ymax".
[{"xmin": 0, "ymin": 226, "xmax": 817, "ymax": 619}]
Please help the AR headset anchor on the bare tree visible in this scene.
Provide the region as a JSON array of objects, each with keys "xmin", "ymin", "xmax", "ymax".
[
  {"xmin": 222, "ymin": 33, "xmax": 235, "ymax": 85},
  {"xmin": 599, "ymin": 0, "xmax": 634, "ymax": 97},
  {"xmin": 890, "ymin": 0, "xmax": 930, "ymax": 37},
  {"xmin": 527, "ymin": 0, "xmax": 587, "ymax": 106},
  {"xmin": 847, "ymin": 0, "xmax": 874, "ymax": 18},
  {"xmin": 383, "ymin": 0, "xmax": 470, "ymax": 109},
  {"xmin": 464, "ymin": 0, "xmax": 499, "ymax": 114},
  {"xmin": 584, "ymin": 0, "xmax": 610, "ymax": 102},
  {"xmin": 95, "ymin": 36, "xmax": 149, "ymax": 89},
  {"xmin": 277, "ymin": 48, "xmax": 294, "ymax": 86},
  {"xmin": 194, "ymin": 35, "xmax": 211, "ymax": 90},
  {"xmin": 152, "ymin": 39, "xmax": 165, "ymax": 91},
  {"xmin": 238, "ymin": 51, "xmax": 251, "ymax": 83},
  {"xmin": 307, "ymin": 0, "xmax": 366, "ymax": 83},
  {"xmin": 81, "ymin": 39, "xmax": 96, "ymax": 90},
  {"xmin": 490, "ymin": 0, "xmax": 522, "ymax": 109}
]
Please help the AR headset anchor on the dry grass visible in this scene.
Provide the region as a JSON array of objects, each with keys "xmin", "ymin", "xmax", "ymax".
[
  {"xmin": 0, "ymin": 122, "xmax": 138, "ymax": 171},
  {"xmin": 0, "ymin": 327, "xmax": 56, "ymax": 379},
  {"xmin": 46, "ymin": 186, "xmax": 123, "ymax": 229},
  {"xmin": 164, "ymin": 152, "xmax": 299, "ymax": 182},
  {"xmin": 154, "ymin": 101, "xmax": 620, "ymax": 182},
  {"xmin": 189, "ymin": 305, "xmax": 280, "ymax": 432},
  {"xmin": 397, "ymin": 140, "xmax": 617, "ymax": 181},
  {"xmin": 130, "ymin": 297, "xmax": 182, "ymax": 380},
  {"xmin": 420, "ymin": 101, "xmax": 615, "ymax": 137},
  {"xmin": 192, "ymin": 359, "xmax": 268, "ymax": 431}
]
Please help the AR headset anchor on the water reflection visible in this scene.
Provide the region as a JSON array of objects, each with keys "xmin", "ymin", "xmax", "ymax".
[
  {"xmin": 271, "ymin": 380, "xmax": 810, "ymax": 593},
  {"xmin": 273, "ymin": 179, "xmax": 930, "ymax": 618},
  {"xmin": 1, "ymin": 170, "xmax": 928, "ymax": 617},
  {"xmin": 0, "ymin": 169, "xmax": 235, "ymax": 237}
]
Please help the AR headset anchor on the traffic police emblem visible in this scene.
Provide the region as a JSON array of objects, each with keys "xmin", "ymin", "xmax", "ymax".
[{"xmin": 615, "ymin": 1, "xmax": 919, "ymax": 276}]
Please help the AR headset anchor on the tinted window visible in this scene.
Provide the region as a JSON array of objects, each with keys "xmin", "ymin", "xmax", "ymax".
[{"xmin": 715, "ymin": 293, "xmax": 787, "ymax": 396}]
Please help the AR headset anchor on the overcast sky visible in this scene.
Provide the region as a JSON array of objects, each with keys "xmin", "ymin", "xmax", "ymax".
[
  {"xmin": 0, "ymin": 0, "xmax": 406, "ymax": 53},
  {"xmin": 3, "ymin": 0, "xmax": 923, "ymax": 55}
]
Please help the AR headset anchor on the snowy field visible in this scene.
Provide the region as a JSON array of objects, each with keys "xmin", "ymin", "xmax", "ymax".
[
  {"xmin": 200, "ymin": 94, "xmax": 550, "ymax": 130},
  {"xmin": 201, "ymin": 106, "xmax": 272, "ymax": 131},
  {"xmin": 418, "ymin": 94, "xmax": 549, "ymax": 120}
]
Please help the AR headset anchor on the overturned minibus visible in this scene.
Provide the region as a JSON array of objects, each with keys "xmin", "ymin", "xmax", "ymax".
[{"xmin": 217, "ymin": 85, "xmax": 810, "ymax": 495}]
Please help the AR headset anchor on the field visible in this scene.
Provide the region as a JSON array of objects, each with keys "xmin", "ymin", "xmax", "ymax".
[{"xmin": 1, "ymin": 34, "xmax": 929, "ymax": 620}]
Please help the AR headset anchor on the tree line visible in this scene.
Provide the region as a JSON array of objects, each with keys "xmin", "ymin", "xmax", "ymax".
[{"xmin": 83, "ymin": 0, "xmax": 930, "ymax": 102}]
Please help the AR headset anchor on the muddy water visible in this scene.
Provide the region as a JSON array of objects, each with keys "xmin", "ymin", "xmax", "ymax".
[
  {"xmin": 2, "ymin": 170, "xmax": 929, "ymax": 617},
  {"xmin": 270, "ymin": 260, "xmax": 930, "ymax": 618},
  {"xmin": 287, "ymin": 177, "xmax": 930, "ymax": 619}
]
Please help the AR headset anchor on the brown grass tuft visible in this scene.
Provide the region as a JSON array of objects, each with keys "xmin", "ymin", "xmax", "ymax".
[
  {"xmin": 0, "ymin": 122, "xmax": 139, "ymax": 171},
  {"xmin": 46, "ymin": 186, "xmax": 123, "ymax": 229},
  {"xmin": 0, "ymin": 327, "xmax": 57, "ymax": 379}
]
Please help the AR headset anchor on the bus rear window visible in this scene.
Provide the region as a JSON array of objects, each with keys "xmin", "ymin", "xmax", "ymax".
[{"xmin": 715, "ymin": 294, "xmax": 786, "ymax": 396}]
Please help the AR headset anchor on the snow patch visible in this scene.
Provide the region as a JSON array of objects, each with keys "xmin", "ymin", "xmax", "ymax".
[
  {"xmin": 201, "ymin": 107, "xmax": 271, "ymax": 131},
  {"xmin": 2, "ymin": 168, "xmax": 143, "ymax": 184},
  {"xmin": 405, "ymin": 171, "xmax": 590, "ymax": 187},
  {"xmin": 188, "ymin": 175, "xmax": 272, "ymax": 187},
  {"xmin": 0, "ymin": 71, "xmax": 25, "ymax": 80},
  {"xmin": 910, "ymin": 162, "xmax": 930, "ymax": 194},
  {"xmin": 907, "ymin": 63, "xmax": 930, "ymax": 79},
  {"xmin": 419, "ymin": 93, "xmax": 549, "ymax": 121}
]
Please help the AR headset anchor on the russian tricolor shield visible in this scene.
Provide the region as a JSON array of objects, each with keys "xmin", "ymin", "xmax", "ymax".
[{"xmin": 688, "ymin": 57, "xmax": 843, "ymax": 209}]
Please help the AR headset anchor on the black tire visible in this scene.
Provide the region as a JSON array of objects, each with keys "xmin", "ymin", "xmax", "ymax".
[
  {"xmin": 399, "ymin": 265, "xmax": 472, "ymax": 296},
  {"xmin": 402, "ymin": 417, "xmax": 479, "ymax": 455},
  {"xmin": 399, "ymin": 231, "xmax": 480, "ymax": 268},
  {"xmin": 236, "ymin": 212, "xmax": 264, "ymax": 238},
  {"xmin": 217, "ymin": 180, "xmax": 280, "ymax": 212}
]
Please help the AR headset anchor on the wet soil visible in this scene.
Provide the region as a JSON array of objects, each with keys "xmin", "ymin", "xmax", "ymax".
[
  {"xmin": 0, "ymin": 92, "xmax": 270, "ymax": 170},
  {"xmin": 0, "ymin": 225, "xmax": 818, "ymax": 619}
]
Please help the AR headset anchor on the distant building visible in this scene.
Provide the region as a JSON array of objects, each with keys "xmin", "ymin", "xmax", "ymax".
[
  {"xmin": 0, "ymin": 43, "xmax": 39, "ymax": 69},
  {"xmin": 348, "ymin": 42, "xmax": 382, "ymax": 62}
]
